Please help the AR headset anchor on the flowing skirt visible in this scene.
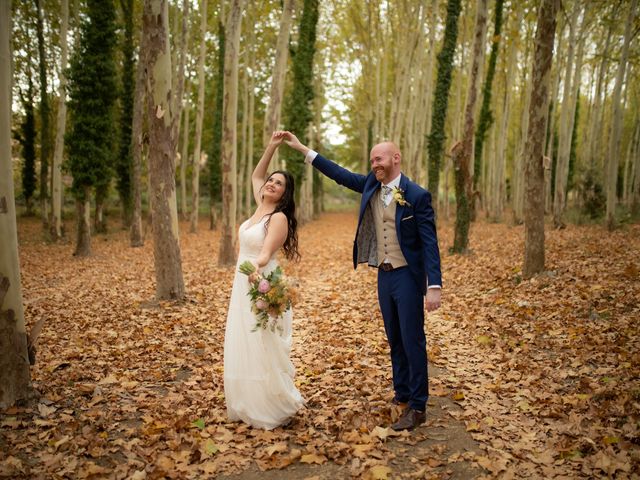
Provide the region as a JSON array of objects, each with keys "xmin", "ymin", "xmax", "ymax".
[{"xmin": 223, "ymin": 259, "xmax": 303, "ymax": 429}]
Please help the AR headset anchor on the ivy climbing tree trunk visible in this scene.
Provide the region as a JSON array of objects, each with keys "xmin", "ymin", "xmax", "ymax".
[
  {"xmin": 282, "ymin": 0, "xmax": 319, "ymax": 201},
  {"xmin": 473, "ymin": 0, "xmax": 504, "ymax": 218},
  {"xmin": 523, "ymin": 0, "xmax": 560, "ymax": 278},
  {"xmin": 0, "ymin": 0, "xmax": 32, "ymax": 408},
  {"xmin": 427, "ymin": 0, "xmax": 461, "ymax": 209},
  {"xmin": 66, "ymin": 0, "xmax": 119, "ymax": 256},
  {"xmin": 143, "ymin": 0, "xmax": 185, "ymax": 300},
  {"xmin": 451, "ymin": 0, "xmax": 488, "ymax": 254}
]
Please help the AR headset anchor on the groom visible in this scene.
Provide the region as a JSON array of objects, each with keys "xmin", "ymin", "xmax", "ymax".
[{"xmin": 284, "ymin": 133, "xmax": 442, "ymax": 431}]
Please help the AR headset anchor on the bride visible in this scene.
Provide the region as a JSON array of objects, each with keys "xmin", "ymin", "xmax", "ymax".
[{"xmin": 223, "ymin": 131, "xmax": 304, "ymax": 429}]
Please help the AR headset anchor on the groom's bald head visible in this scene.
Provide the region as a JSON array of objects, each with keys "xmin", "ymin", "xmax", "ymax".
[{"xmin": 370, "ymin": 141, "xmax": 402, "ymax": 184}]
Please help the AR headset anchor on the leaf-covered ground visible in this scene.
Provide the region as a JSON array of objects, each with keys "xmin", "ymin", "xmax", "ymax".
[{"xmin": 1, "ymin": 212, "xmax": 639, "ymax": 479}]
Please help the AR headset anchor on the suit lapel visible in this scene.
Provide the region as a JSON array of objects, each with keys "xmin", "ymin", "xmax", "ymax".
[{"xmin": 395, "ymin": 174, "xmax": 408, "ymax": 243}]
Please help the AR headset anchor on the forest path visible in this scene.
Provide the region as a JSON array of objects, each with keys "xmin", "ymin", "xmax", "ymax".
[{"xmin": 2, "ymin": 212, "xmax": 638, "ymax": 479}]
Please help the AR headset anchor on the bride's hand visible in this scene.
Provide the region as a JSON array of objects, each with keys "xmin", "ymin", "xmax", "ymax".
[
  {"xmin": 270, "ymin": 131, "xmax": 286, "ymax": 147},
  {"xmin": 248, "ymin": 260, "xmax": 262, "ymax": 284},
  {"xmin": 248, "ymin": 272, "xmax": 260, "ymax": 284}
]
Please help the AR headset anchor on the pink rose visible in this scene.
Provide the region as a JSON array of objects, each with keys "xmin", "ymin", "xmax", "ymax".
[
  {"xmin": 255, "ymin": 299, "xmax": 267, "ymax": 310},
  {"xmin": 258, "ymin": 279, "xmax": 271, "ymax": 293}
]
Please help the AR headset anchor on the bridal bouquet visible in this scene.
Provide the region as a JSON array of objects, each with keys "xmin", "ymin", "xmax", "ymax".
[{"xmin": 238, "ymin": 261, "xmax": 296, "ymax": 333}]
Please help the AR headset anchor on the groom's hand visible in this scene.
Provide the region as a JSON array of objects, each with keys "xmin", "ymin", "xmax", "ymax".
[
  {"xmin": 426, "ymin": 288, "xmax": 441, "ymax": 312},
  {"xmin": 282, "ymin": 131, "xmax": 309, "ymax": 156}
]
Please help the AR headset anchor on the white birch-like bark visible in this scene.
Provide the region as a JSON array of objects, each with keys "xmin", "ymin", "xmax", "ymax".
[
  {"xmin": 217, "ymin": 0, "xmax": 244, "ymax": 266},
  {"xmin": 179, "ymin": 97, "xmax": 189, "ymax": 220},
  {"xmin": 51, "ymin": 0, "xmax": 69, "ymax": 240},
  {"xmin": 190, "ymin": 0, "xmax": 207, "ymax": 233},
  {"xmin": 606, "ymin": 0, "xmax": 637, "ymax": 229},
  {"xmin": 245, "ymin": 48, "xmax": 255, "ymax": 218},
  {"xmin": 0, "ymin": 0, "xmax": 32, "ymax": 408},
  {"xmin": 553, "ymin": 4, "xmax": 585, "ymax": 228},
  {"xmin": 490, "ymin": 5, "xmax": 521, "ymax": 221},
  {"xmin": 143, "ymin": 0, "xmax": 185, "ymax": 299},
  {"xmin": 263, "ymin": 0, "xmax": 293, "ymax": 172},
  {"xmin": 130, "ymin": 23, "xmax": 146, "ymax": 248}
]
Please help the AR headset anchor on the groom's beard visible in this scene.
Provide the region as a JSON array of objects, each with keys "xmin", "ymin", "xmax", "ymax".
[{"xmin": 374, "ymin": 167, "xmax": 386, "ymax": 181}]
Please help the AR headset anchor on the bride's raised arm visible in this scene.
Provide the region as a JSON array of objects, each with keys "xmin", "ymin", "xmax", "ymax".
[{"xmin": 251, "ymin": 131, "xmax": 284, "ymax": 205}]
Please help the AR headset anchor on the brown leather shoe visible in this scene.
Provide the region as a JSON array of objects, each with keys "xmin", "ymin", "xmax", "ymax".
[{"xmin": 390, "ymin": 407, "xmax": 426, "ymax": 431}]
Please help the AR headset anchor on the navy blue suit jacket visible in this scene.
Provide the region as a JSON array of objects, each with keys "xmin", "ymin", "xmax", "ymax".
[{"xmin": 312, "ymin": 154, "xmax": 442, "ymax": 294}]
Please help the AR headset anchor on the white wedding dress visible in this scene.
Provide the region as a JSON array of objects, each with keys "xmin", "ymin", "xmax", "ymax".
[{"xmin": 223, "ymin": 216, "xmax": 303, "ymax": 429}]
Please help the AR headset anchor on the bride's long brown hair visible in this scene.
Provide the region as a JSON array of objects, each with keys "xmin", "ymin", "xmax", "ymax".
[{"xmin": 262, "ymin": 170, "xmax": 300, "ymax": 261}]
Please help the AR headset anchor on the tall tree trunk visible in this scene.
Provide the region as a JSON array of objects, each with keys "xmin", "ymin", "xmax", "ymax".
[
  {"xmin": 446, "ymin": 6, "xmax": 470, "ymax": 219},
  {"xmin": 632, "ymin": 119, "xmax": 640, "ymax": 216},
  {"xmin": 117, "ymin": 0, "xmax": 135, "ymax": 228},
  {"xmin": 143, "ymin": 0, "xmax": 185, "ymax": 300},
  {"xmin": 543, "ymin": 21, "xmax": 565, "ymax": 214},
  {"xmin": 624, "ymin": 111, "xmax": 640, "ymax": 206},
  {"xmin": 263, "ymin": 0, "xmax": 294, "ymax": 172},
  {"xmin": 452, "ymin": 0, "xmax": 488, "ymax": 254},
  {"xmin": 389, "ymin": 2, "xmax": 423, "ymax": 145},
  {"xmin": 245, "ymin": 53, "xmax": 255, "ymax": 218},
  {"xmin": 412, "ymin": 0, "xmax": 438, "ymax": 186},
  {"xmin": 172, "ymin": 0, "xmax": 189, "ymax": 149},
  {"xmin": 427, "ymin": 0, "xmax": 462, "ymax": 208},
  {"xmin": 238, "ymin": 55, "xmax": 249, "ymax": 222},
  {"xmin": 587, "ymin": 23, "xmax": 613, "ymax": 171},
  {"xmin": 179, "ymin": 99, "xmax": 190, "ymax": 220},
  {"xmin": 35, "ymin": 0, "xmax": 50, "ymax": 226},
  {"xmin": 74, "ymin": 188, "xmax": 91, "ymax": 256},
  {"xmin": 606, "ymin": 0, "xmax": 637, "ymax": 230},
  {"xmin": 473, "ymin": 0, "xmax": 504, "ymax": 212},
  {"xmin": 281, "ymin": 0, "xmax": 319, "ymax": 196},
  {"xmin": 552, "ymin": 5, "xmax": 584, "ymax": 228},
  {"xmin": 513, "ymin": 43, "xmax": 532, "ymax": 224},
  {"xmin": 523, "ymin": 0, "xmax": 560, "ymax": 278},
  {"xmin": 190, "ymin": 0, "xmax": 207, "ymax": 234},
  {"xmin": 130, "ymin": 23, "xmax": 146, "ymax": 248},
  {"xmin": 209, "ymin": 16, "xmax": 225, "ymax": 230},
  {"xmin": 0, "ymin": 0, "xmax": 32, "ymax": 408},
  {"xmin": 217, "ymin": 0, "xmax": 244, "ymax": 266},
  {"xmin": 94, "ymin": 190, "xmax": 107, "ymax": 234},
  {"xmin": 50, "ymin": 0, "xmax": 69, "ymax": 240},
  {"xmin": 490, "ymin": 5, "xmax": 521, "ymax": 222},
  {"xmin": 174, "ymin": 0, "xmax": 189, "ymax": 222}
]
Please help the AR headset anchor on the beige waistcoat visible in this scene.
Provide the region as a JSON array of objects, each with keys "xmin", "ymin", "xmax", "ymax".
[{"xmin": 372, "ymin": 190, "xmax": 408, "ymax": 268}]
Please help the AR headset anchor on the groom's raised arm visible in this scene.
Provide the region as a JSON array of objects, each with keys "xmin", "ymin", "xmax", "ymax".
[{"xmin": 283, "ymin": 132, "xmax": 367, "ymax": 194}]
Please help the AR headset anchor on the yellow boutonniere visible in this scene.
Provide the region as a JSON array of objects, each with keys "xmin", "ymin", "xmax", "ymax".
[{"xmin": 391, "ymin": 187, "xmax": 410, "ymax": 206}]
